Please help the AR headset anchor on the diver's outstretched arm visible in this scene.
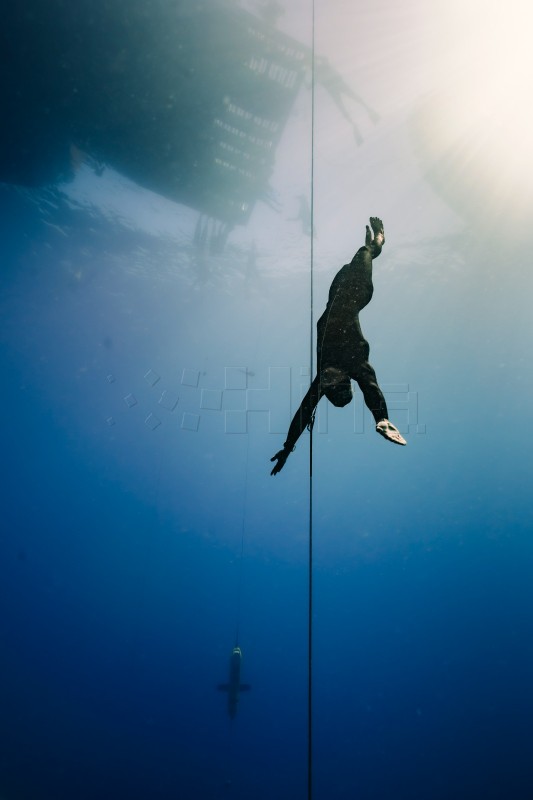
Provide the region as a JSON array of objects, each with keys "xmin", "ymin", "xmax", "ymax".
[{"xmin": 270, "ymin": 377, "xmax": 323, "ymax": 475}]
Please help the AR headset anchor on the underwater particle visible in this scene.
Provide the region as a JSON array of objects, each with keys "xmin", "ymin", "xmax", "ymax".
[
  {"xmin": 200, "ymin": 389, "xmax": 223, "ymax": 410},
  {"xmin": 158, "ymin": 390, "xmax": 179, "ymax": 411},
  {"xmin": 106, "ymin": 416, "xmax": 116, "ymax": 426},
  {"xmin": 181, "ymin": 369, "xmax": 200, "ymax": 387},
  {"xmin": 181, "ymin": 412, "xmax": 200, "ymax": 431},
  {"xmin": 144, "ymin": 369, "xmax": 161, "ymax": 387},
  {"xmin": 106, "ymin": 374, "xmax": 116, "ymax": 384},
  {"xmin": 124, "ymin": 393, "xmax": 138, "ymax": 408},
  {"xmin": 145, "ymin": 413, "xmax": 161, "ymax": 431}
]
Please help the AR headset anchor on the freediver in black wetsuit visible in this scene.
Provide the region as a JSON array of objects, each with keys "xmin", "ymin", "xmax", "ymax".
[{"xmin": 271, "ymin": 217, "xmax": 406, "ymax": 476}]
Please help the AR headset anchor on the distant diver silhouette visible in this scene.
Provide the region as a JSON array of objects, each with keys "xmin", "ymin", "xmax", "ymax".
[
  {"xmin": 271, "ymin": 217, "xmax": 406, "ymax": 476},
  {"xmin": 314, "ymin": 57, "xmax": 380, "ymax": 146},
  {"xmin": 217, "ymin": 646, "xmax": 251, "ymax": 719},
  {"xmin": 288, "ymin": 194, "xmax": 314, "ymax": 236}
]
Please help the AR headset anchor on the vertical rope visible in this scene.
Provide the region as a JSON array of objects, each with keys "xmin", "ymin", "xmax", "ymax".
[
  {"xmin": 308, "ymin": 1, "xmax": 316, "ymax": 799},
  {"xmin": 235, "ymin": 413, "xmax": 251, "ymax": 648}
]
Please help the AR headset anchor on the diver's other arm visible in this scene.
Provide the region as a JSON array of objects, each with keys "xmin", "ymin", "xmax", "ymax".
[
  {"xmin": 270, "ymin": 377, "xmax": 322, "ymax": 475},
  {"xmin": 270, "ymin": 445, "xmax": 293, "ymax": 476}
]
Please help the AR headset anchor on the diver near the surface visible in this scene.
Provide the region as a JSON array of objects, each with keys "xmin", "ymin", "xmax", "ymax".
[
  {"xmin": 313, "ymin": 57, "xmax": 380, "ymax": 146},
  {"xmin": 271, "ymin": 217, "xmax": 406, "ymax": 476},
  {"xmin": 288, "ymin": 194, "xmax": 314, "ymax": 237}
]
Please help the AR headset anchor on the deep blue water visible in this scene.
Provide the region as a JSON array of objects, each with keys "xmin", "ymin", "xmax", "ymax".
[{"xmin": 2, "ymin": 2, "xmax": 533, "ymax": 799}]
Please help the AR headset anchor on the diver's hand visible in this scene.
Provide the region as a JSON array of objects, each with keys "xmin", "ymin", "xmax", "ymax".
[
  {"xmin": 369, "ymin": 216, "xmax": 385, "ymax": 245},
  {"xmin": 270, "ymin": 447, "xmax": 290, "ymax": 475}
]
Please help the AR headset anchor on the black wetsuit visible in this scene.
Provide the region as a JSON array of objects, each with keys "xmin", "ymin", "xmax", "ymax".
[{"xmin": 284, "ymin": 238, "xmax": 388, "ymax": 450}]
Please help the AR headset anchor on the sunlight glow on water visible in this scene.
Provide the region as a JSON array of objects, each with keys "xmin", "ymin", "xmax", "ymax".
[{"xmin": 411, "ymin": 0, "xmax": 533, "ymax": 220}]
